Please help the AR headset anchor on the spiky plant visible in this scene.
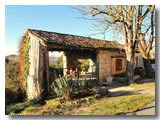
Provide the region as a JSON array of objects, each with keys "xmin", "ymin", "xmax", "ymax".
[{"xmin": 50, "ymin": 75, "xmax": 89, "ymax": 99}]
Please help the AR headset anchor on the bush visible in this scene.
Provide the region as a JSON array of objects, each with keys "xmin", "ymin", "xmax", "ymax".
[
  {"xmin": 78, "ymin": 59, "xmax": 90, "ymax": 72},
  {"xmin": 51, "ymin": 75, "xmax": 93, "ymax": 100},
  {"xmin": 5, "ymin": 58, "xmax": 26, "ymax": 106},
  {"xmin": 5, "ymin": 88, "xmax": 26, "ymax": 106},
  {"xmin": 56, "ymin": 55, "xmax": 63, "ymax": 68},
  {"xmin": 5, "ymin": 60, "xmax": 19, "ymax": 89}
]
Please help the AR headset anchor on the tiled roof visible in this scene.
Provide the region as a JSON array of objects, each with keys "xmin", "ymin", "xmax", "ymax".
[{"xmin": 27, "ymin": 29, "xmax": 124, "ymax": 50}]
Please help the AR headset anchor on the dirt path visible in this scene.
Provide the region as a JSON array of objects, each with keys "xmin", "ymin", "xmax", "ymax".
[
  {"xmin": 110, "ymin": 82, "xmax": 155, "ymax": 97},
  {"xmin": 136, "ymin": 102, "xmax": 155, "ymax": 115}
]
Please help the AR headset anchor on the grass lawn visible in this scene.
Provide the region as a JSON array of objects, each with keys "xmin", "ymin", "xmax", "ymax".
[
  {"xmin": 7, "ymin": 82, "xmax": 155, "ymax": 115},
  {"xmin": 79, "ymin": 95, "xmax": 155, "ymax": 115}
]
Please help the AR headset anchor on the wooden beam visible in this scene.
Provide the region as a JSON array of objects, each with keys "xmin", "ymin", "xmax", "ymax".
[{"xmin": 111, "ymin": 56, "xmax": 126, "ymax": 58}]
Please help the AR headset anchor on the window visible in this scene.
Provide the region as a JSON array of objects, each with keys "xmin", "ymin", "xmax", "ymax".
[{"xmin": 116, "ymin": 59, "xmax": 122, "ymax": 71}]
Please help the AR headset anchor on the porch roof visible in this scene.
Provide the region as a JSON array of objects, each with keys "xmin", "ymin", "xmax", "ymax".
[{"xmin": 27, "ymin": 29, "xmax": 124, "ymax": 51}]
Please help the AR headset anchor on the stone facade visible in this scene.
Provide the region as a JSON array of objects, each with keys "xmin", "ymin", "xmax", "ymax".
[
  {"xmin": 63, "ymin": 49, "xmax": 126, "ymax": 82},
  {"xmin": 97, "ymin": 50, "xmax": 126, "ymax": 82}
]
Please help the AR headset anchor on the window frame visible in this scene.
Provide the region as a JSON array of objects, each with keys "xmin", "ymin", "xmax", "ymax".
[{"xmin": 116, "ymin": 58, "xmax": 122, "ymax": 71}]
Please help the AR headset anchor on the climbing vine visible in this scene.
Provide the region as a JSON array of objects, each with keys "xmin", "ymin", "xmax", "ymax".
[{"xmin": 19, "ymin": 35, "xmax": 30, "ymax": 92}]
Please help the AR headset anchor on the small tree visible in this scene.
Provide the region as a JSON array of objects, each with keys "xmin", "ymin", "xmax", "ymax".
[{"xmin": 56, "ymin": 55, "xmax": 63, "ymax": 68}]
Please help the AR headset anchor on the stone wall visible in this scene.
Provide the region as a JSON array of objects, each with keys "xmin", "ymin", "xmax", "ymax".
[{"xmin": 97, "ymin": 49, "xmax": 126, "ymax": 82}]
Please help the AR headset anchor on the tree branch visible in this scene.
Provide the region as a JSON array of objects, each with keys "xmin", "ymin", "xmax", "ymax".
[
  {"xmin": 91, "ymin": 7, "xmax": 109, "ymax": 17},
  {"xmin": 139, "ymin": 5, "xmax": 152, "ymax": 22},
  {"xmin": 146, "ymin": 5, "xmax": 155, "ymax": 56}
]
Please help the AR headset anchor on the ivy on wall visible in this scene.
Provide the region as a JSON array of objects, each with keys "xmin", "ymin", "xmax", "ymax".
[{"xmin": 19, "ymin": 35, "xmax": 30, "ymax": 92}]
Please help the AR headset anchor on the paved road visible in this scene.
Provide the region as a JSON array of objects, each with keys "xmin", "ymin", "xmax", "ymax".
[{"xmin": 136, "ymin": 102, "xmax": 155, "ymax": 115}]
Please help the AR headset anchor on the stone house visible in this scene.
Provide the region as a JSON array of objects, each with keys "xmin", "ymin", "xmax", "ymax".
[{"xmin": 22, "ymin": 29, "xmax": 126, "ymax": 99}]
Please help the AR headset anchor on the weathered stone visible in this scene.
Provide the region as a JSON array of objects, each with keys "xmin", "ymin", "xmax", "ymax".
[{"xmin": 97, "ymin": 50, "xmax": 126, "ymax": 82}]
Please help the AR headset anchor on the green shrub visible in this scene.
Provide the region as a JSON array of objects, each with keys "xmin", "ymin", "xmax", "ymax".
[
  {"xmin": 56, "ymin": 55, "xmax": 63, "ymax": 68},
  {"xmin": 5, "ymin": 60, "xmax": 19, "ymax": 89},
  {"xmin": 78, "ymin": 59, "xmax": 90, "ymax": 72},
  {"xmin": 50, "ymin": 75, "xmax": 90, "ymax": 99},
  {"xmin": 5, "ymin": 59, "xmax": 26, "ymax": 106}
]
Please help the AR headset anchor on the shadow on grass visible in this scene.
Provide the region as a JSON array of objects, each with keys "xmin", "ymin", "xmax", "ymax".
[
  {"xmin": 6, "ymin": 98, "xmax": 45, "ymax": 115},
  {"xmin": 135, "ymin": 78, "xmax": 155, "ymax": 84},
  {"xmin": 109, "ymin": 89, "xmax": 148, "ymax": 97}
]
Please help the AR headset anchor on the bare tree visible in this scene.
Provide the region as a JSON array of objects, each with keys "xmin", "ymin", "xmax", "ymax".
[
  {"xmin": 73, "ymin": 5, "xmax": 155, "ymax": 83},
  {"xmin": 136, "ymin": 5, "xmax": 155, "ymax": 77}
]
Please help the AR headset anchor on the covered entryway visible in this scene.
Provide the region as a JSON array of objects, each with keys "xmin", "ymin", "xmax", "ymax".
[{"xmin": 48, "ymin": 50, "xmax": 99, "ymax": 96}]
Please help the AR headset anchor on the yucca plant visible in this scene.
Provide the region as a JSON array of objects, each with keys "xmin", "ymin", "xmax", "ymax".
[{"xmin": 50, "ymin": 75, "xmax": 89, "ymax": 99}]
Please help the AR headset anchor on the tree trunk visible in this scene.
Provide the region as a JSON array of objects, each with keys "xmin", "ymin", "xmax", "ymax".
[
  {"xmin": 126, "ymin": 6, "xmax": 135, "ymax": 84},
  {"xmin": 143, "ymin": 58, "xmax": 154, "ymax": 78},
  {"xmin": 126, "ymin": 51, "xmax": 135, "ymax": 84}
]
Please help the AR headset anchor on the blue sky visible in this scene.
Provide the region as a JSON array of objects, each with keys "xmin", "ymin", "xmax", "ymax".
[{"xmin": 5, "ymin": 5, "xmax": 118, "ymax": 56}]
